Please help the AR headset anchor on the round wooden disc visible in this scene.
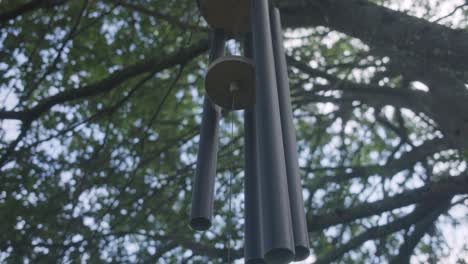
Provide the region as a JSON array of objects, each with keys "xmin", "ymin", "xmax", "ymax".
[
  {"xmin": 198, "ymin": 0, "xmax": 251, "ymax": 34},
  {"xmin": 205, "ymin": 56, "xmax": 255, "ymax": 110}
]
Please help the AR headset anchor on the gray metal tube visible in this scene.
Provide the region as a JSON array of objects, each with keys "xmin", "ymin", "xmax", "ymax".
[
  {"xmin": 270, "ymin": 7, "xmax": 310, "ymax": 261},
  {"xmin": 251, "ymin": 0, "xmax": 295, "ymax": 263},
  {"xmin": 190, "ymin": 29, "xmax": 225, "ymax": 231},
  {"xmin": 244, "ymin": 109, "xmax": 267, "ymax": 264},
  {"xmin": 243, "ymin": 35, "xmax": 266, "ymax": 264}
]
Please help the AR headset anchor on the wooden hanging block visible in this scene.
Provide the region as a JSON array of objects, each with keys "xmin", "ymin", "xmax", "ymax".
[
  {"xmin": 205, "ymin": 56, "xmax": 255, "ymax": 110},
  {"xmin": 198, "ymin": 0, "xmax": 251, "ymax": 34}
]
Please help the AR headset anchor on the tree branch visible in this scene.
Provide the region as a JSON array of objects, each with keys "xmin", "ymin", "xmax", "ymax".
[
  {"xmin": 308, "ymin": 174, "xmax": 468, "ymax": 231},
  {"xmin": 291, "ymin": 54, "xmax": 468, "ymax": 150},
  {"xmin": 389, "ymin": 210, "xmax": 440, "ymax": 264},
  {"xmin": 116, "ymin": 1, "xmax": 206, "ymax": 32},
  {"xmin": 0, "ymin": 0, "xmax": 68, "ymax": 23},
  {"xmin": 305, "ymin": 138, "xmax": 448, "ymax": 190},
  {"xmin": 314, "ymin": 199, "xmax": 451, "ymax": 264},
  {"xmin": 288, "ymin": 57, "xmax": 431, "ymax": 115},
  {"xmin": 0, "ymin": 39, "xmax": 209, "ymax": 122},
  {"xmin": 281, "ymin": 0, "xmax": 468, "ymax": 73}
]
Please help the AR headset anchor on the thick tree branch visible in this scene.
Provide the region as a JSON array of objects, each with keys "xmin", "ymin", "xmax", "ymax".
[
  {"xmin": 308, "ymin": 174, "xmax": 468, "ymax": 231},
  {"xmin": 0, "ymin": 111, "xmax": 26, "ymax": 120},
  {"xmin": 389, "ymin": 211, "xmax": 440, "ymax": 264},
  {"xmin": 288, "ymin": 57, "xmax": 431, "ymax": 115},
  {"xmin": 305, "ymin": 138, "xmax": 448, "ymax": 190},
  {"xmin": 117, "ymin": 1, "xmax": 206, "ymax": 32},
  {"xmin": 0, "ymin": 39, "xmax": 209, "ymax": 122},
  {"xmin": 314, "ymin": 200, "xmax": 451, "ymax": 264},
  {"xmin": 0, "ymin": 0, "xmax": 67, "ymax": 23},
  {"xmin": 291, "ymin": 54, "xmax": 468, "ymax": 150},
  {"xmin": 381, "ymin": 48, "xmax": 468, "ymax": 150},
  {"xmin": 281, "ymin": 0, "xmax": 468, "ymax": 73}
]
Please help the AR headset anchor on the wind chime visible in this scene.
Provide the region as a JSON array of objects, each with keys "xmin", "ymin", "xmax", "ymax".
[{"xmin": 189, "ymin": 0, "xmax": 310, "ymax": 263}]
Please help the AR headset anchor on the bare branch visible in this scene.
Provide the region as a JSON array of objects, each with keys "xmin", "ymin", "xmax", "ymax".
[
  {"xmin": 432, "ymin": 3, "xmax": 468, "ymax": 23},
  {"xmin": 315, "ymin": 199, "xmax": 451, "ymax": 264},
  {"xmin": 305, "ymin": 138, "xmax": 448, "ymax": 190},
  {"xmin": 308, "ymin": 174, "xmax": 468, "ymax": 231},
  {"xmin": 389, "ymin": 210, "xmax": 440, "ymax": 264}
]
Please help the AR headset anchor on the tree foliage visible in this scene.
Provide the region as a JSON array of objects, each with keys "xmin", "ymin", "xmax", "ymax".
[{"xmin": 0, "ymin": 0, "xmax": 467, "ymax": 263}]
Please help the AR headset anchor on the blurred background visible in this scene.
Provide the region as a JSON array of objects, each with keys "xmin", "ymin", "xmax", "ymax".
[{"xmin": 0, "ymin": 0, "xmax": 467, "ymax": 263}]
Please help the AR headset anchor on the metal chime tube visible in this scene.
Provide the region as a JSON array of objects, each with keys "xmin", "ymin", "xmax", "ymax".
[
  {"xmin": 244, "ymin": 109, "xmax": 266, "ymax": 264},
  {"xmin": 270, "ymin": 7, "xmax": 310, "ymax": 261},
  {"xmin": 251, "ymin": 0, "xmax": 295, "ymax": 262},
  {"xmin": 243, "ymin": 35, "xmax": 266, "ymax": 264},
  {"xmin": 190, "ymin": 29, "xmax": 225, "ymax": 231}
]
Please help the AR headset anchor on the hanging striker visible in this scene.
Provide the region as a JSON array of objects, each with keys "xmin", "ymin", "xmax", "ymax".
[
  {"xmin": 197, "ymin": 0, "xmax": 251, "ymax": 34},
  {"xmin": 205, "ymin": 56, "xmax": 255, "ymax": 110}
]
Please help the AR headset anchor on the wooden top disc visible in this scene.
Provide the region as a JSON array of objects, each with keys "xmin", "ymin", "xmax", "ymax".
[
  {"xmin": 205, "ymin": 56, "xmax": 255, "ymax": 110},
  {"xmin": 198, "ymin": 0, "xmax": 251, "ymax": 34}
]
